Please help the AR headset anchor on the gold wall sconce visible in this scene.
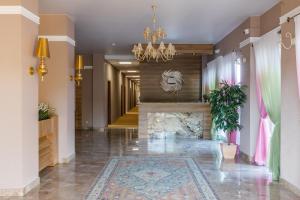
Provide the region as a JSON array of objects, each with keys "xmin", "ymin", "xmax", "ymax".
[
  {"xmin": 75, "ymin": 55, "xmax": 84, "ymax": 86},
  {"xmin": 30, "ymin": 38, "xmax": 50, "ymax": 81}
]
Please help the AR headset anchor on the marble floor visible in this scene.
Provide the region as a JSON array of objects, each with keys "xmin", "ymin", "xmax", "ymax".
[{"xmin": 2, "ymin": 129, "xmax": 300, "ymax": 200}]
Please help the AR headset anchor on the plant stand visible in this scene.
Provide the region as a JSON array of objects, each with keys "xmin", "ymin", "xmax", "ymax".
[{"xmin": 39, "ymin": 116, "xmax": 58, "ymax": 171}]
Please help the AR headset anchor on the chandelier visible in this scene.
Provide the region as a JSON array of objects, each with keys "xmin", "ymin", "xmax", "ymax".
[{"xmin": 132, "ymin": 0, "xmax": 176, "ymax": 62}]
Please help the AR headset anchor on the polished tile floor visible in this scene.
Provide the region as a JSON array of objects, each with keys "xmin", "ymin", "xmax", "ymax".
[{"xmin": 2, "ymin": 129, "xmax": 300, "ymax": 200}]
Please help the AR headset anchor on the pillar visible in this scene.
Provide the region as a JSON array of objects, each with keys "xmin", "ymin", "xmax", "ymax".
[
  {"xmin": 0, "ymin": 0, "xmax": 39, "ymax": 196},
  {"xmin": 92, "ymin": 54, "xmax": 107, "ymax": 131},
  {"xmin": 39, "ymin": 14, "xmax": 75, "ymax": 163}
]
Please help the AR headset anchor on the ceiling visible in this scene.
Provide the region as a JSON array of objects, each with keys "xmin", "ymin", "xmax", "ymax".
[{"xmin": 40, "ymin": 0, "xmax": 279, "ymax": 55}]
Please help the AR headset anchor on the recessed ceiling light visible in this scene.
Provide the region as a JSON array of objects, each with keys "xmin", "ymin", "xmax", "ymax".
[
  {"xmin": 112, "ymin": 43, "xmax": 116, "ymax": 46},
  {"xmin": 119, "ymin": 61, "xmax": 132, "ymax": 65},
  {"xmin": 126, "ymin": 75, "xmax": 140, "ymax": 78},
  {"xmin": 126, "ymin": 70, "xmax": 138, "ymax": 73}
]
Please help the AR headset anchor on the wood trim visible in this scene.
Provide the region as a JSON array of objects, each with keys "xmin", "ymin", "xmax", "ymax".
[
  {"xmin": 140, "ymin": 44, "xmax": 214, "ymax": 55},
  {"xmin": 39, "ymin": 116, "xmax": 58, "ymax": 171},
  {"xmin": 239, "ymin": 37, "xmax": 260, "ymax": 49},
  {"xmin": 280, "ymin": 5, "xmax": 300, "ymax": 25}
]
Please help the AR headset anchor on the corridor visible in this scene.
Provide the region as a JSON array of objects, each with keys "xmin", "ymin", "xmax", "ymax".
[{"xmin": 7, "ymin": 129, "xmax": 300, "ymax": 200}]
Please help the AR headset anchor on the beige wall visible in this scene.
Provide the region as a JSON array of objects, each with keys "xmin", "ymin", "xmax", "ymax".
[
  {"xmin": 106, "ymin": 63, "xmax": 122, "ymax": 123},
  {"xmin": 39, "ymin": 14, "xmax": 75, "ymax": 39},
  {"xmin": 214, "ymin": 17, "xmax": 260, "ymax": 158},
  {"xmin": 85, "ymin": 55, "xmax": 123, "ymax": 128},
  {"xmin": 212, "ymin": 0, "xmax": 300, "ymax": 191},
  {"xmin": 280, "ymin": 0, "xmax": 300, "ymax": 191},
  {"xmin": 0, "ymin": 0, "xmax": 39, "ymax": 194},
  {"xmin": 281, "ymin": 0, "xmax": 300, "ymax": 14},
  {"xmin": 1, "ymin": 0, "xmax": 39, "ymax": 14},
  {"xmin": 260, "ymin": 4, "xmax": 281, "ymax": 35},
  {"xmin": 82, "ymin": 70, "xmax": 93, "ymax": 128},
  {"xmin": 212, "ymin": 4, "xmax": 281, "ymax": 158},
  {"xmin": 80, "ymin": 55, "xmax": 93, "ymax": 129},
  {"xmin": 39, "ymin": 15, "xmax": 75, "ymax": 163},
  {"xmin": 93, "ymin": 54, "xmax": 107, "ymax": 129}
]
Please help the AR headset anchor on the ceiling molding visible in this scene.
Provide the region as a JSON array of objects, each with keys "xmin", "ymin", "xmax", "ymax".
[
  {"xmin": 280, "ymin": 5, "xmax": 300, "ymax": 25},
  {"xmin": 38, "ymin": 35, "xmax": 76, "ymax": 46},
  {"xmin": 0, "ymin": 6, "xmax": 40, "ymax": 24},
  {"xmin": 239, "ymin": 37, "xmax": 260, "ymax": 49}
]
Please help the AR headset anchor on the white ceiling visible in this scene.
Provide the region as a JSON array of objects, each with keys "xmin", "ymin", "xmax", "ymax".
[{"xmin": 40, "ymin": 0, "xmax": 279, "ymax": 54}]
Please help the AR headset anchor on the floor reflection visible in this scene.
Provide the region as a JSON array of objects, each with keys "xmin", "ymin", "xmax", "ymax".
[{"xmin": 4, "ymin": 129, "xmax": 299, "ymax": 200}]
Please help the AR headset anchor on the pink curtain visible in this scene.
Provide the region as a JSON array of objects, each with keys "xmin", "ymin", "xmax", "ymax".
[{"xmin": 253, "ymin": 79, "xmax": 269, "ymax": 166}]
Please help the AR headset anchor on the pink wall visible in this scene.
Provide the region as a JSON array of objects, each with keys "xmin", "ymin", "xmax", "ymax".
[
  {"xmin": 39, "ymin": 15, "xmax": 75, "ymax": 163},
  {"xmin": 0, "ymin": 0, "xmax": 39, "ymax": 194}
]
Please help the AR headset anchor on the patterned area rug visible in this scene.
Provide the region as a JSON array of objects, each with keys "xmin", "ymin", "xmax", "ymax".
[{"xmin": 86, "ymin": 157, "xmax": 218, "ymax": 200}]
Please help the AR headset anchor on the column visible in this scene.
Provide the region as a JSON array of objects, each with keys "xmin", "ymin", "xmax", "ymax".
[
  {"xmin": 0, "ymin": 0, "xmax": 39, "ymax": 196},
  {"xmin": 93, "ymin": 54, "xmax": 107, "ymax": 131},
  {"xmin": 39, "ymin": 14, "xmax": 75, "ymax": 163}
]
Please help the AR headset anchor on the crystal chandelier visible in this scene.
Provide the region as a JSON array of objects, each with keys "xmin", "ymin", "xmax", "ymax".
[{"xmin": 132, "ymin": 0, "xmax": 176, "ymax": 62}]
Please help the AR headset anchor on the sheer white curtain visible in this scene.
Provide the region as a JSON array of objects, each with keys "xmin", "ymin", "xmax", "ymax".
[
  {"xmin": 206, "ymin": 59, "xmax": 219, "ymax": 91},
  {"xmin": 253, "ymin": 28, "xmax": 281, "ymax": 180},
  {"xmin": 217, "ymin": 53, "xmax": 235, "ymax": 84},
  {"xmin": 294, "ymin": 15, "xmax": 300, "ymax": 97}
]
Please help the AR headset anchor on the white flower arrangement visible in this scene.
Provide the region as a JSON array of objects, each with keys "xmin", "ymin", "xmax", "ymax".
[{"xmin": 38, "ymin": 103, "xmax": 55, "ymax": 121}]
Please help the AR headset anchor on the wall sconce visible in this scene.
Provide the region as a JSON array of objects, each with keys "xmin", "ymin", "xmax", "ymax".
[
  {"xmin": 31, "ymin": 38, "xmax": 50, "ymax": 81},
  {"xmin": 243, "ymin": 28, "xmax": 250, "ymax": 35},
  {"xmin": 75, "ymin": 55, "xmax": 84, "ymax": 86}
]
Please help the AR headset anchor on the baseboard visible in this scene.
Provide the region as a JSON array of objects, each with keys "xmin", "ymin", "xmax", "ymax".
[
  {"xmin": 239, "ymin": 151, "xmax": 252, "ymax": 164},
  {"xmin": 280, "ymin": 178, "xmax": 300, "ymax": 196},
  {"xmin": 0, "ymin": 177, "xmax": 40, "ymax": 197},
  {"xmin": 60, "ymin": 153, "xmax": 75, "ymax": 164}
]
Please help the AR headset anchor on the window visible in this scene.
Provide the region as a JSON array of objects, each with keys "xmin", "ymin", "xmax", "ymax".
[{"xmin": 235, "ymin": 58, "xmax": 241, "ymax": 84}]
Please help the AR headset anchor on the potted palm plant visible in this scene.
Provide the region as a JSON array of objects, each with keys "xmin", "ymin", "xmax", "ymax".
[{"xmin": 209, "ymin": 81, "xmax": 247, "ymax": 159}]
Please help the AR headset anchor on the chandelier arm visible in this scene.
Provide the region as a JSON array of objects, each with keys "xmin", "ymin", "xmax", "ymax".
[{"xmin": 161, "ymin": 50, "xmax": 170, "ymax": 62}]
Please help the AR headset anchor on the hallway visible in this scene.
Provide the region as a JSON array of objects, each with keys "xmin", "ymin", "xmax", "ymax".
[
  {"xmin": 8, "ymin": 129, "xmax": 300, "ymax": 200},
  {"xmin": 108, "ymin": 107, "xmax": 139, "ymax": 129}
]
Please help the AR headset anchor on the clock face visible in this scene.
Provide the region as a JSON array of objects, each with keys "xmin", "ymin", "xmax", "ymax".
[{"xmin": 160, "ymin": 70, "xmax": 183, "ymax": 93}]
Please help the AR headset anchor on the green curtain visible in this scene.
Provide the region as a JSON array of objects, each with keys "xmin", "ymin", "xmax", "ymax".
[{"xmin": 253, "ymin": 28, "xmax": 281, "ymax": 180}]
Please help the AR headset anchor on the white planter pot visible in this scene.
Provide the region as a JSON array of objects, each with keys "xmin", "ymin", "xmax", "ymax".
[{"xmin": 220, "ymin": 143, "xmax": 237, "ymax": 160}]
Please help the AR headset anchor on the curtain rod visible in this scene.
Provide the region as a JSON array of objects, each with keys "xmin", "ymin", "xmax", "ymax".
[{"xmin": 287, "ymin": 12, "xmax": 300, "ymax": 22}]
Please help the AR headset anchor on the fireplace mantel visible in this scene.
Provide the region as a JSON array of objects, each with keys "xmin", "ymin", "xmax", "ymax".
[{"xmin": 138, "ymin": 102, "xmax": 212, "ymax": 139}]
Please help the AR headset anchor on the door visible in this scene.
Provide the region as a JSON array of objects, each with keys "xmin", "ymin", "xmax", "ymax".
[{"xmin": 107, "ymin": 81, "xmax": 111, "ymax": 125}]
